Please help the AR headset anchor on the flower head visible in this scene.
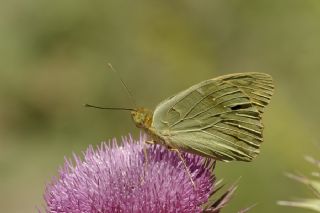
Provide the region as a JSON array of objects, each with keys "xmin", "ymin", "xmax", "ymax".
[{"xmin": 44, "ymin": 134, "xmax": 236, "ymax": 213}]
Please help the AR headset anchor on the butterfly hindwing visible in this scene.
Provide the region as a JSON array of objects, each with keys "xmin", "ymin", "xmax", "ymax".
[{"xmin": 152, "ymin": 72, "xmax": 274, "ymax": 161}]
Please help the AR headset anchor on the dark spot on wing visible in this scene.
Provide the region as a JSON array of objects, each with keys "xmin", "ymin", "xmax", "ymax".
[{"xmin": 230, "ymin": 103, "xmax": 252, "ymax": 110}]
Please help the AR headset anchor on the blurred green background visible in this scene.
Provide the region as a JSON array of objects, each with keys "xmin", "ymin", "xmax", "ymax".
[{"xmin": 1, "ymin": 0, "xmax": 320, "ymax": 212}]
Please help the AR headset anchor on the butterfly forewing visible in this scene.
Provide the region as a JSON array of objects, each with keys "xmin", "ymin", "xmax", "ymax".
[{"xmin": 152, "ymin": 72, "xmax": 274, "ymax": 162}]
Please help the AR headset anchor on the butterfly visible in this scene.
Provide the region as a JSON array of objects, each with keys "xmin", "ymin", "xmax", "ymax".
[{"xmin": 130, "ymin": 72, "xmax": 274, "ymax": 162}]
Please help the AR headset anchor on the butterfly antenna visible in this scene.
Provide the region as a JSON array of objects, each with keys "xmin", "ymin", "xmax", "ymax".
[
  {"xmin": 84, "ymin": 104, "xmax": 135, "ymax": 111},
  {"xmin": 107, "ymin": 63, "xmax": 137, "ymax": 108}
]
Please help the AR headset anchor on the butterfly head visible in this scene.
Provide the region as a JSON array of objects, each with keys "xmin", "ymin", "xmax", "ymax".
[{"xmin": 131, "ymin": 107, "xmax": 153, "ymax": 129}]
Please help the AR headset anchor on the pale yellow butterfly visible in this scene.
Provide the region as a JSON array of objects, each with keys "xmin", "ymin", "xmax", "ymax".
[{"xmin": 87, "ymin": 72, "xmax": 274, "ymax": 162}]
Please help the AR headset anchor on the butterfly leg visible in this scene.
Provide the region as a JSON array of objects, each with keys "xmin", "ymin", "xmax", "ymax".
[
  {"xmin": 140, "ymin": 143, "xmax": 149, "ymax": 185},
  {"xmin": 143, "ymin": 140, "xmax": 155, "ymax": 164},
  {"xmin": 145, "ymin": 140, "xmax": 155, "ymax": 145},
  {"xmin": 141, "ymin": 140, "xmax": 156, "ymax": 184},
  {"xmin": 169, "ymin": 148, "xmax": 196, "ymax": 188}
]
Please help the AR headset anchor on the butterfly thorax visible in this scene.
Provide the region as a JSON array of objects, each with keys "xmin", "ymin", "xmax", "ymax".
[{"xmin": 131, "ymin": 107, "xmax": 153, "ymax": 130}]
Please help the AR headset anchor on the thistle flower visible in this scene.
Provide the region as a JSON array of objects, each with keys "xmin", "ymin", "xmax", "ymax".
[
  {"xmin": 43, "ymin": 134, "xmax": 237, "ymax": 213},
  {"xmin": 278, "ymin": 156, "xmax": 320, "ymax": 212}
]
